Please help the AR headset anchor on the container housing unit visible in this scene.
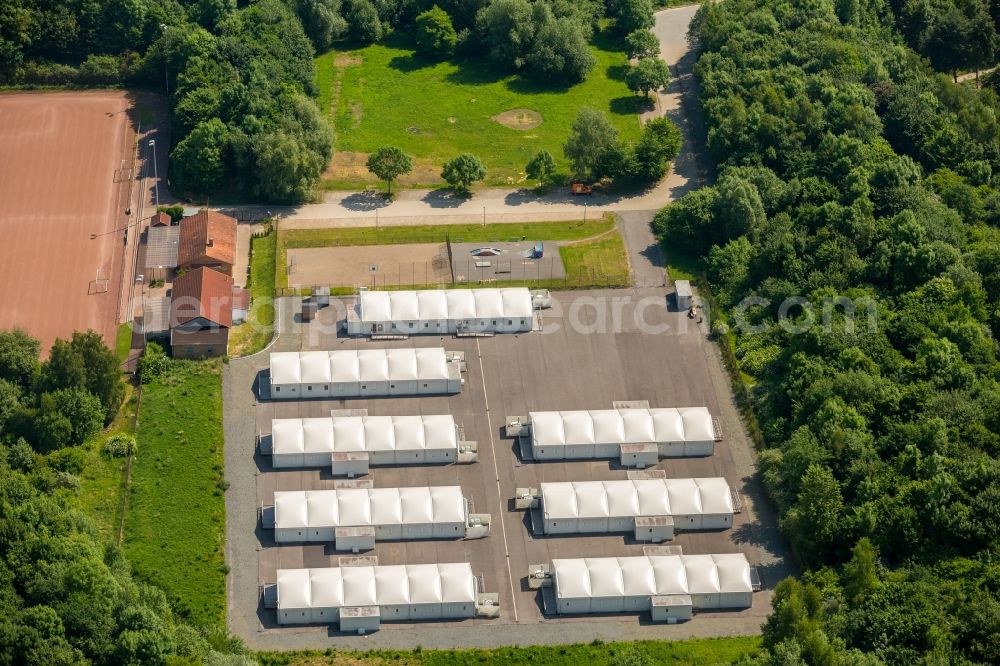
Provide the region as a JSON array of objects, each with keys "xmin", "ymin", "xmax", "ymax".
[
  {"xmin": 268, "ymin": 348, "xmax": 461, "ymax": 398},
  {"xmin": 265, "ymin": 415, "xmax": 460, "ymax": 469},
  {"xmin": 527, "ymin": 408, "xmax": 718, "ymax": 460},
  {"xmin": 346, "ymin": 288, "xmax": 534, "ymax": 336},
  {"xmin": 552, "ymin": 554, "xmax": 753, "ymax": 619}
]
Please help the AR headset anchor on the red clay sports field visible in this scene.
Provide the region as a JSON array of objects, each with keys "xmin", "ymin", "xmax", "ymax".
[{"xmin": 0, "ymin": 91, "xmax": 138, "ymax": 355}]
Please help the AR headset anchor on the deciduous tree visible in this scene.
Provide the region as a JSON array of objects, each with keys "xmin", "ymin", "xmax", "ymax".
[
  {"xmin": 563, "ymin": 107, "xmax": 618, "ymax": 180},
  {"xmin": 624, "ymin": 28, "xmax": 659, "ymax": 59},
  {"xmin": 526, "ymin": 149, "xmax": 556, "ymax": 183},
  {"xmin": 441, "ymin": 153, "xmax": 486, "ymax": 192},
  {"xmin": 366, "ymin": 146, "xmax": 413, "ymax": 194},
  {"xmin": 625, "ymin": 56, "xmax": 669, "ymax": 97},
  {"xmin": 414, "ymin": 5, "xmax": 458, "ymax": 58}
]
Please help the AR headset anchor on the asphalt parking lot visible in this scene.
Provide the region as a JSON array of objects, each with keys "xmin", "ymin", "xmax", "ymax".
[{"xmin": 224, "ymin": 289, "xmax": 793, "ymax": 650}]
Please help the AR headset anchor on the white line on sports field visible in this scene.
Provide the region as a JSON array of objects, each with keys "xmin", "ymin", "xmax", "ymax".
[{"xmin": 476, "ymin": 338, "xmax": 518, "ymax": 623}]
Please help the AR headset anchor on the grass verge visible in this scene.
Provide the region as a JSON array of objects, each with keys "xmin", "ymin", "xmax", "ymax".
[
  {"xmin": 123, "ymin": 359, "xmax": 226, "ymax": 627},
  {"xmin": 76, "ymin": 383, "xmax": 137, "ymax": 542},
  {"xmin": 258, "ymin": 636, "xmax": 761, "ymax": 665},
  {"xmin": 277, "ymin": 218, "xmax": 616, "ymax": 289},
  {"xmin": 315, "ymin": 32, "xmax": 645, "ymax": 188},
  {"xmin": 115, "ymin": 322, "xmax": 133, "ymax": 365},
  {"xmin": 229, "ymin": 226, "xmax": 277, "ymax": 357}
]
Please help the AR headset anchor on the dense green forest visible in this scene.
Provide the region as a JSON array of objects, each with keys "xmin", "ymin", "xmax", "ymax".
[
  {"xmin": 0, "ymin": 330, "xmax": 251, "ymax": 664},
  {"xmin": 655, "ymin": 0, "xmax": 1000, "ymax": 663},
  {"xmin": 0, "ymin": 0, "xmax": 662, "ymax": 201}
]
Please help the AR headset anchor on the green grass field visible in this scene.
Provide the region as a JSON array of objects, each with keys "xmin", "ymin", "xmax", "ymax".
[
  {"xmin": 123, "ymin": 359, "xmax": 226, "ymax": 627},
  {"xmin": 229, "ymin": 227, "xmax": 276, "ymax": 357},
  {"xmin": 316, "ymin": 33, "xmax": 646, "ymax": 188},
  {"xmin": 258, "ymin": 636, "xmax": 761, "ymax": 665},
  {"xmin": 561, "ymin": 230, "xmax": 631, "ymax": 288}
]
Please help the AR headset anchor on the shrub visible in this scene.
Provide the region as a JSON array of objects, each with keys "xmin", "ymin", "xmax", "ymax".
[
  {"xmin": 105, "ymin": 433, "xmax": 138, "ymax": 458},
  {"xmin": 138, "ymin": 342, "xmax": 170, "ymax": 384}
]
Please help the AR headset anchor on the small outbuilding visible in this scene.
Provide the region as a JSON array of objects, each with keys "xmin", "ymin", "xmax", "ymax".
[
  {"xmin": 144, "ymin": 224, "xmax": 179, "ymax": 280},
  {"xmin": 267, "ymin": 415, "xmax": 460, "ymax": 469},
  {"xmin": 675, "ymin": 280, "xmax": 693, "ymax": 310},
  {"xmin": 268, "ymin": 348, "xmax": 462, "ymax": 398},
  {"xmin": 346, "ymin": 288, "xmax": 534, "ymax": 336}
]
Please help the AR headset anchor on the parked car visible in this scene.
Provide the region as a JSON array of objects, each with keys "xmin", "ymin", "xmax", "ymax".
[{"xmin": 570, "ymin": 183, "xmax": 593, "ymax": 195}]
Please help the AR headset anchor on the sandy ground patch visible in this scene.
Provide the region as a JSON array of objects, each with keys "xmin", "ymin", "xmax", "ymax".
[
  {"xmin": 334, "ymin": 54, "xmax": 363, "ymax": 67},
  {"xmin": 492, "ymin": 108, "xmax": 543, "ymax": 130},
  {"xmin": 286, "ymin": 243, "xmax": 452, "ymax": 288},
  {"xmin": 323, "ymin": 151, "xmax": 442, "ymax": 186}
]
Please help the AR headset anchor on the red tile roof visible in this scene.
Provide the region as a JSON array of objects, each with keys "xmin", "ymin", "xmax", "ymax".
[
  {"xmin": 151, "ymin": 212, "xmax": 172, "ymax": 227},
  {"xmin": 178, "ymin": 210, "xmax": 236, "ymax": 268},
  {"xmin": 170, "ymin": 267, "xmax": 234, "ymax": 328}
]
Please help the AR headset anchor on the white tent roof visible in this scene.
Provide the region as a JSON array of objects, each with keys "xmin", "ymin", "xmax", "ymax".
[
  {"xmin": 358, "ymin": 288, "xmax": 533, "ymax": 322},
  {"xmin": 276, "ymin": 563, "xmax": 477, "ymax": 609},
  {"xmin": 541, "ymin": 478, "xmax": 733, "ymax": 521},
  {"xmin": 274, "ymin": 486, "xmax": 466, "ymax": 529},
  {"xmin": 270, "ymin": 348, "xmax": 451, "ymax": 385},
  {"xmin": 270, "ymin": 415, "xmax": 459, "ymax": 456},
  {"xmin": 530, "ymin": 408, "xmax": 716, "ymax": 446},
  {"xmin": 552, "ymin": 554, "xmax": 751, "ymax": 600}
]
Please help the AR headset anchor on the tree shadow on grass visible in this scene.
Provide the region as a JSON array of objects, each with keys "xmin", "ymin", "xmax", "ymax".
[
  {"xmin": 606, "ymin": 63, "xmax": 629, "ymax": 82},
  {"xmin": 443, "ymin": 58, "xmax": 510, "ymax": 86},
  {"xmin": 388, "ymin": 52, "xmax": 439, "ymax": 73},
  {"xmin": 610, "ymin": 95, "xmax": 652, "ymax": 116},
  {"xmin": 504, "ymin": 74, "xmax": 574, "ymax": 95},
  {"xmin": 592, "ymin": 27, "xmax": 628, "ymax": 54}
]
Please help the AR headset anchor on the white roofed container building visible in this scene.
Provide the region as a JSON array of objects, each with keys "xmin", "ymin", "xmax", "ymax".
[
  {"xmin": 268, "ymin": 348, "xmax": 462, "ymax": 398},
  {"xmin": 551, "ymin": 554, "xmax": 753, "ymax": 619},
  {"xmin": 346, "ymin": 288, "xmax": 534, "ymax": 336},
  {"xmin": 525, "ymin": 408, "xmax": 719, "ymax": 461},
  {"xmin": 537, "ymin": 478, "xmax": 734, "ymax": 537},
  {"xmin": 266, "ymin": 415, "xmax": 460, "ymax": 469},
  {"xmin": 272, "ymin": 563, "xmax": 482, "ymax": 627},
  {"xmin": 268, "ymin": 486, "xmax": 484, "ymax": 545}
]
